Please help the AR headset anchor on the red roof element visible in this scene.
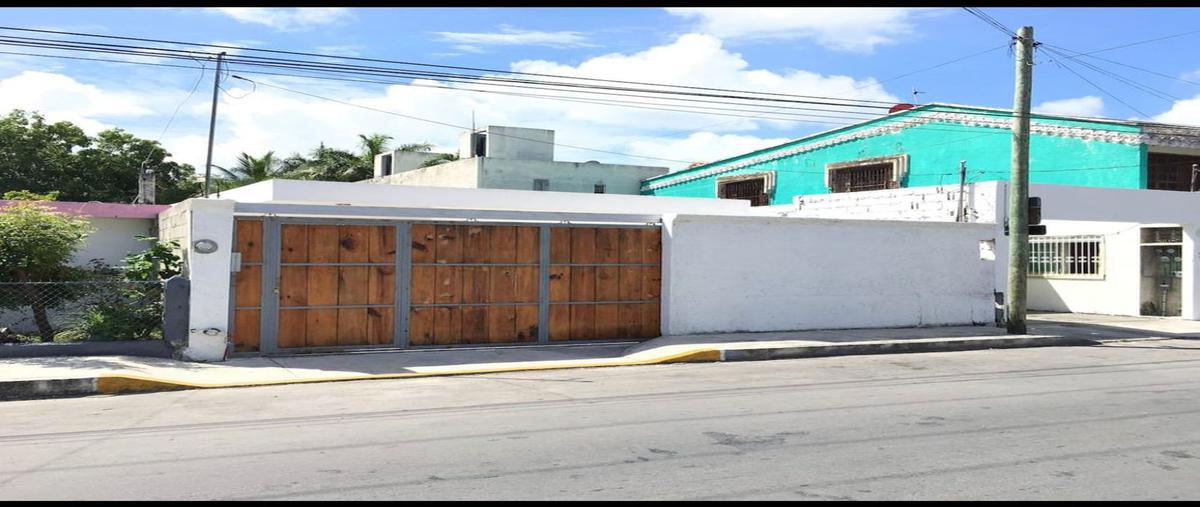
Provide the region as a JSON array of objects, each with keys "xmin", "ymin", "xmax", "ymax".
[
  {"xmin": 0, "ymin": 200, "xmax": 169, "ymax": 219},
  {"xmin": 888, "ymin": 103, "xmax": 916, "ymax": 114}
]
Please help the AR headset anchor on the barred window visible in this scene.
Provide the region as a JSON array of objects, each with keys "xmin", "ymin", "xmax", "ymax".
[
  {"xmin": 829, "ymin": 162, "xmax": 896, "ymax": 193},
  {"xmin": 1029, "ymin": 236, "xmax": 1104, "ymax": 279}
]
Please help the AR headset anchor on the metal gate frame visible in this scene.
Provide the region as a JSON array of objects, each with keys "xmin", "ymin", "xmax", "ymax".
[{"xmin": 238, "ymin": 215, "xmax": 661, "ymax": 355}]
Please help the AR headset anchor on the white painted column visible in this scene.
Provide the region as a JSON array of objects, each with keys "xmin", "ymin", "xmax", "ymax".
[
  {"xmin": 182, "ymin": 199, "xmax": 236, "ymax": 361},
  {"xmin": 659, "ymin": 213, "xmax": 677, "ymax": 337},
  {"xmin": 1184, "ymin": 224, "xmax": 1200, "ymax": 321}
]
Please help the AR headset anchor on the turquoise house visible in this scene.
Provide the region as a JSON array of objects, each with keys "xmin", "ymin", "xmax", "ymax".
[{"xmin": 641, "ymin": 103, "xmax": 1200, "ymax": 204}]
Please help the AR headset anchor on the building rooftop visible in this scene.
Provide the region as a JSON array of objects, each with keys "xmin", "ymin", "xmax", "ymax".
[
  {"xmin": 0, "ymin": 200, "xmax": 170, "ymax": 219},
  {"xmin": 641, "ymin": 102, "xmax": 1200, "ymax": 186}
]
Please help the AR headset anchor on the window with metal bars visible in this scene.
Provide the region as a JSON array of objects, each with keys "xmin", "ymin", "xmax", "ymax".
[
  {"xmin": 718, "ymin": 177, "xmax": 770, "ymax": 206},
  {"xmin": 1147, "ymin": 153, "xmax": 1198, "ymax": 191},
  {"xmin": 1028, "ymin": 235, "xmax": 1104, "ymax": 279},
  {"xmin": 829, "ymin": 162, "xmax": 896, "ymax": 193}
]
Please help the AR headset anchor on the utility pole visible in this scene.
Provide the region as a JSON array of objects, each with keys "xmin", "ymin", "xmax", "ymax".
[
  {"xmin": 956, "ymin": 160, "xmax": 967, "ymax": 222},
  {"xmin": 203, "ymin": 52, "xmax": 226, "ymax": 198},
  {"xmin": 1006, "ymin": 26, "xmax": 1035, "ymax": 334},
  {"xmin": 1191, "ymin": 163, "xmax": 1198, "ymax": 192}
]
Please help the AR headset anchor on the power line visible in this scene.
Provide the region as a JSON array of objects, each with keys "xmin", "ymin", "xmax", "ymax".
[
  {"xmin": 854, "ymin": 43, "xmax": 1008, "ymax": 91},
  {"xmin": 0, "ymin": 45, "xmax": 1061, "ymax": 137},
  {"xmin": 961, "ymin": 7, "xmax": 1015, "ymax": 37},
  {"xmin": 0, "ymin": 26, "xmax": 901, "ymax": 107},
  {"xmin": 1043, "ymin": 42, "xmax": 1200, "ymax": 88},
  {"xmin": 7, "ymin": 34, "xmax": 1180, "ymax": 129},
  {"xmin": 1068, "ymin": 27, "xmax": 1200, "ymax": 57},
  {"xmin": 18, "ymin": 41, "xmax": 1200, "ymax": 151},
  {"xmin": 0, "ymin": 35, "xmax": 903, "ymax": 115},
  {"xmin": 1041, "ymin": 45, "xmax": 1179, "ymax": 103},
  {"xmin": 1042, "ymin": 48, "xmax": 1152, "ymax": 118},
  {"xmin": 231, "ymin": 75, "xmax": 695, "ymax": 165}
]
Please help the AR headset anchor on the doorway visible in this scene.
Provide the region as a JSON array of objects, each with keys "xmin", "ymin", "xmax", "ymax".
[{"xmin": 1140, "ymin": 227, "xmax": 1183, "ymax": 317}]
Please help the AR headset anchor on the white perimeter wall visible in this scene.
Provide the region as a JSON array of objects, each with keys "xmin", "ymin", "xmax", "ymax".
[
  {"xmin": 1026, "ymin": 220, "xmax": 1144, "ymax": 316},
  {"xmin": 661, "ymin": 214, "xmax": 996, "ymax": 335},
  {"xmin": 373, "ymin": 158, "xmax": 481, "ymax": 188},
  {"xmin": 1025, "ymin": 184, "xmax": 1200, "ymax": 320},
  {"xmin": 73, "ymin": 217, "xmax": 156, "ymax": 267},
  {"xmin": 217, "ymin": 179, "xmax": 751, "ymax": 216},
  {"xmin": 785, "ymin": 182, "xmax": 1200, "ymax": 320}
]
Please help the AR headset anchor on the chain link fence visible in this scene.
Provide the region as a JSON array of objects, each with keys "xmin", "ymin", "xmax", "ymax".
[{"xmin": 0, "ymin": 280, "xmax": 166, "ymax": 344}]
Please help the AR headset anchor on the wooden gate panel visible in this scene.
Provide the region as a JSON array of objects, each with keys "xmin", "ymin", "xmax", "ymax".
[
  {"xmin": 244, "ymin": 220, "xmax": 657, "ymax": 354},
  {"xmin": 271, "ymin": 223, "xmax": 398, "ymax": 350},
  {"xmin": 232, "ymin": 219, "xmax": 264, "ymax": 352},
  {"xmin": 409, "ymin": 223, "xmax": 541, "ymax": 345},
  {"xmin": 549, "ymin": 226, "xmax": 661, "ymax": 341}
]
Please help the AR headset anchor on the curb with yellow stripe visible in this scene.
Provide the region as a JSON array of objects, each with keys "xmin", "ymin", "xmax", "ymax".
[
  {"xmin": 90, "ymin": 347, "xmax": 723, "ymax": 396},
  {"xmin": 3, "ymin": 334, "xmax": 1102, "ymax": 400}
]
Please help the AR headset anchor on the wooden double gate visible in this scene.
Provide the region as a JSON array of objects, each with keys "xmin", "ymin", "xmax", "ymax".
[{"xmin": 231, "ymin": 218, "xmax": 662, "ymax": 354}]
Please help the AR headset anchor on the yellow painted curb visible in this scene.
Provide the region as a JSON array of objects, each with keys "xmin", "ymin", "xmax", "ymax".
[{"xmin": 92, "ymin": 347, "xmax": 723, "ymax": 395}]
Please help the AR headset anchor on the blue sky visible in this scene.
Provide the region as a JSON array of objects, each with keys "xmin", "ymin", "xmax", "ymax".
[{"xmin": 2, "ymin": 7, "xmax": 1199, "ymax": 172}]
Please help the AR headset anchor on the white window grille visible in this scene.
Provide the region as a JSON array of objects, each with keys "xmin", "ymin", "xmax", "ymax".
[{"xmin": 1028, "ymin": 235, "xmax": 1105, "ymax": 279}]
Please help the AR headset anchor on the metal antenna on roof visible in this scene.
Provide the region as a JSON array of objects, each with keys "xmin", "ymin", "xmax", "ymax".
[{"xmin": 912, "ymin": 87, "xmax": 926, "ymax": 105}]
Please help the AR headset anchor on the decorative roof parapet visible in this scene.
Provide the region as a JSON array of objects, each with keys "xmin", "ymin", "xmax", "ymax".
[{"xmin": 641, "ymin": 110, "xmax": 1200, "ymax": 192}]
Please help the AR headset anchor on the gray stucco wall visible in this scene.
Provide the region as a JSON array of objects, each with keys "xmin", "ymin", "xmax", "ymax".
[
  {"xmin": 372, "ymin": 158, "xmax": 482, "ymax": 188},
  {"xmin": 479, "ymin": 158, "xmax": 668, "ymax": 194}
]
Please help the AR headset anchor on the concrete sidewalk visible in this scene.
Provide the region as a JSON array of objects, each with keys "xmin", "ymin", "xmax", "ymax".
[
  {"xmin": 0, "ymin": 326, "xmax": 1085, "ymax": 401},
  {"xmin": 2, "ymin": 313, "xmax": 1196, "ymax": 400}
]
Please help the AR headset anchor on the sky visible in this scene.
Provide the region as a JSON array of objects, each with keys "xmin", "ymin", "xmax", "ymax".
[{"xmin": 2, "ymin": 7, "xmax": 1200, "ymax": 174}]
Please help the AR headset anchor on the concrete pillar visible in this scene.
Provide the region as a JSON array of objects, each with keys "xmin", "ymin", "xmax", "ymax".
[
  {"xmin": 1184, "ymin": 224, "xmax": 1200, "ymax": 320},
  {"xmin": 659, "ymin": 213, "xmax": 677, "ymax": 337},
  {"xmin": 181, "ymin": 198, "xmax": 236, "ymax": 361}
]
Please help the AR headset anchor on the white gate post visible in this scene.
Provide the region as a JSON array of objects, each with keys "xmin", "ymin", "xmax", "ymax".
[{"xmin": 182, "ymin": 198, "xmax": 236, "ymax": 361}]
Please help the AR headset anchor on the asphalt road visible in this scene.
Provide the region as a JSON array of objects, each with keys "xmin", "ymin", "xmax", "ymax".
[{"xmin": 2, "ymin": 340, "xmax": 1199, "ymax": 500}]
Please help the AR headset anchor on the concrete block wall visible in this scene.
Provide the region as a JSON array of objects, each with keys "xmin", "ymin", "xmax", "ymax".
[
  {"xmin": 157, "ymin": 203, "xmax": 191, "ymax": 275},
  {"xmin": 790, "ymin": 182, "xmax": 1002, "ymax": 224},
  {"xmin": 157, "ymin": 198, "xmax": 236, "ymax": 361},
  {"xmin": 661, "ymin": 213, "xmax": 997, "ymax": 335}
]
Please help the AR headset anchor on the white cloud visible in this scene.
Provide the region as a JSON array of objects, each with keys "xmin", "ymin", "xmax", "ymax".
[
  {"xmin": 1033, "ymin": 96, "xmax": 1105, "ymax": 117},
  {"xmin": 0, "ymin": 71, "xmax": 156, "ymax": 133},
  {"xmin": 434, "ymin": 26, "xmax": 596, "ymax": 49},
  {"xmin": 208, "ymin": 8, "xmax": 352, "ymax": 31},
  {"xmin": 1153, "ymin": 94, "xmax": 1200, "ymax": 126},
  {"xmin": 452, "ymin": 44, "xmax": 486, "ymax": 54},
  {"xmin": 314, "ymin": 45, "xmax": 365, "ymax": 57},
  {"xmin": 664, "ymin": 8, "xmax": 925, "ymax": 53},
  {"xmin": 626, "ymin": 132, "xmax": 792, "ymax": 171},
  {"xmin": 2, "ymin": 33, "xmax": 900, "ymax": 174}
]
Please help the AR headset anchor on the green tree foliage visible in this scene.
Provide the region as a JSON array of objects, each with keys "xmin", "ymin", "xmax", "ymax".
[
  {"xmin": 213, "ymin": 151, "xmax": 290, "ymax": 190},
  {"xmin": 0, "ymin": 109, "xmax": 201, "ymax": 204},
  {"xmin": 0, "ymin": 201, "xmax": 93, "ymax": 341},
  {"xmin": 54, "ymin": 236, "xmax": 182, "ymax": 342},
  {"xmin": 358, "ymin": 133, "xmax": 393, "ymax": 160},
  {"xmin": 278, "ymin": 143, "xmax": 368, "ymax": 182},
  {"xmin": 3, "ymin": 189, "xmax": 59, "ymax": 201},
  {"xmin": 419, "ymin": 153, "xmax": 460, "ymax": 168}
]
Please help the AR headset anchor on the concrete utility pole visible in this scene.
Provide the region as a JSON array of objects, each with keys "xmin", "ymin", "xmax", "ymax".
[
  {"xmin": 957, "ymin": 160, "xmax": 967, "ymax": 222},
  {"xmin": 203, "ymin": 52, "xmax": 226, "ymax": 199},
  {"xmin": 1191, "ymin": 163, "xmax": 1198, "ymax": 192},
  {"xmin": 1006, "ymin": 26, "xmax": 1035, "ymax": 334}
]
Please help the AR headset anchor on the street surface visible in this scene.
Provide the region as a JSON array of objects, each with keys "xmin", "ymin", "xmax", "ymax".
[{"xmin": 1, "ymin": 339, "xmax": 1199, "ymax": 500}]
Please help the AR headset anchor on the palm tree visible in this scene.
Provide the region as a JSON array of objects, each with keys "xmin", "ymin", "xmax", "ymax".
[
  {"xmin": 213, "ymin": 151, "xmax": 286, "ymax": 189},
  {"xmin": 285, "ymin": 143, "xmax": 368, "ymax": 182},
  {"xmin": 358, "ymin": 133, "xmax": 394, "ymax": 160},
  {"xmin": 419, "ymin": 153, "xmax": 460, "ymax": 167},
  {"xmin": 396, "ymin": 142, "xmax": 433, "ymax": 153}
]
